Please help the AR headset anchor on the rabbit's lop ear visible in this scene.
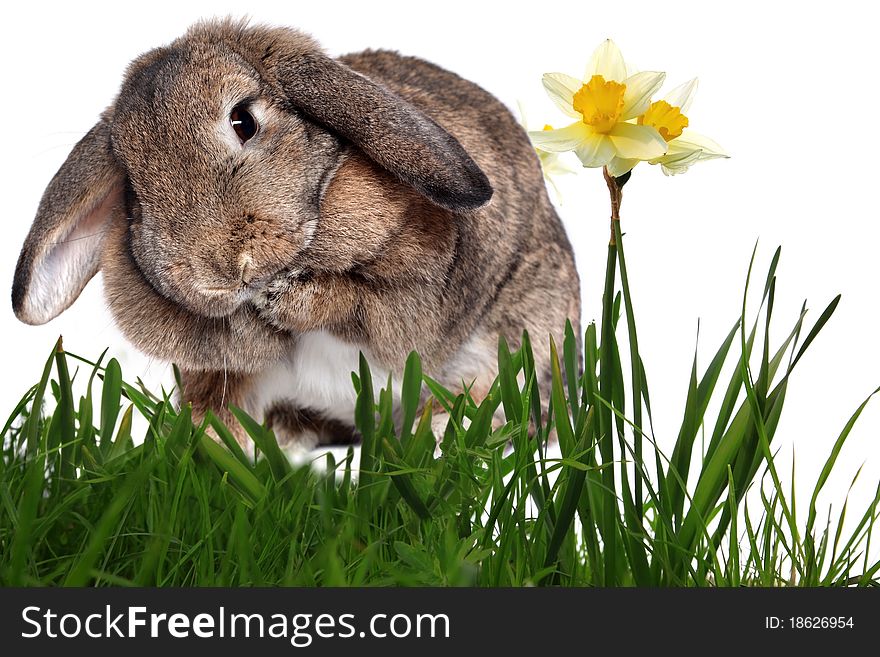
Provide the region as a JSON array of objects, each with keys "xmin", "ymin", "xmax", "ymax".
[
  {"xmin": 281, "ymin": 55, "xmax": 493, "ymax": 212},
  {"xmin": 12, "ymin": 120, "xmax": 124, "ymax": 325}
]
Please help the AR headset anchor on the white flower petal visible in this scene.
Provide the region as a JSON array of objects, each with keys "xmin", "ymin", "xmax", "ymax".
[
  {"xmin": 540, "ymin": 150, "xmax": 579, "ymax": 175},
  {"xmin": 516, "ymin": 99, "xmax": 529, "ymax": 129},
  {"xmin": 652, "ymin": 148, "xmax": 702, "ymax": 165},
  {"xmin": 671, "ymin": 130, "xmax": 728, "ymax": 159},
  {"xmin": 586, "ymin": 39, "xmax": 627, "ymax": 82},
  {"xmin": 574, "ymin": 133, "xmax": 615, "ymax": 168},
  {"xmin": 545, "ymin": 175, "xmax": 564, "ymax": 204},
  {"xmin": 542, "ymin": 73, "xmax": 583, "ymax": 119},
  {"xmin": 539, "ymin": 152, "xmax": 578, "ymax": 204},
  {"xmin": 620, "ymin": 71, "xmax": 666, "ymax": 120},
  {"xmin": 653, "ymin": 130, "xmax": 729, "ymax": 174},
  {"xmin": 607, "ymin": 122, "xmax": 668, "ymax": 160},
  {"xmin": 664, "ymin": 78, "xmax": 699, "ymax": 114},
  {"xmin": 656, "ymin": 142, "xmax": 697, "ymax": 162},
  {"xmin": 659, "ymin": 150, "xmax": 704, "ymax": 175},
  {"xmin": 606, "ymin": 156, "xmax": 639, "ymax": 177},
  {"xmin": 529, "ymin": 122, "xmax": 590, "ymax": 152}
]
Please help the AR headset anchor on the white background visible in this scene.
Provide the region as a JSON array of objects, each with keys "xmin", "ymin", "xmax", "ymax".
[{"xmin": 2, "ymin": 1, "xmax": 879, "ymax": 559}]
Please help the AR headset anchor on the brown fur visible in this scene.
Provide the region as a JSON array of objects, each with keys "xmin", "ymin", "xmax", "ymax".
[
  {"xmin": 12, "ymin": 18, "xmax": 581, "ymax": 448},
  {"xmin": 264, "ymin": 402, "xmax": 359, "ymax": 448}
]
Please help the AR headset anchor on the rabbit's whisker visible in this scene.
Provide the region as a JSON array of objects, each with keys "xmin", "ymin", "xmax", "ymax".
[{"xmin": 52, "ymin": 229, "xmax": 111, "ymax": 245}]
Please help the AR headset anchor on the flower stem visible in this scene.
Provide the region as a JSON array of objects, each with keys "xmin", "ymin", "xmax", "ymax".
[
  {"xmin": 598, "ymin": 167, "xmax": 621, "ymax": 584},
  {"xmin": 604, "ymin": 167, "xmax": 648, "ymax": 531},
  {"xmin": 603, "ymin": 167, "xmax": 626, "ymax": 245},
  {"xmin": 598, "ymin": 167, "xmax": 651, "ymax": 579}
]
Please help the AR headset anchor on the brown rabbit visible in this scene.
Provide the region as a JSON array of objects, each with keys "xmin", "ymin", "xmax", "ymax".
[{"xmin": 12, "ymin": 19, "xmax": 580, "ymax": 449}]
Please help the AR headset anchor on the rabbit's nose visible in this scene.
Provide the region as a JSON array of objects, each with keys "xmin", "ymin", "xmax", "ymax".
[{"xmin": 238, "ymin": 253, "xmax": 254, "ymax": 284}]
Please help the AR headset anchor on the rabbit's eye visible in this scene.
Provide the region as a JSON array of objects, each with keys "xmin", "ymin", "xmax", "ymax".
[{"xmin": 230, "ymin": 106, "xmax": 258, "ymax": 143}]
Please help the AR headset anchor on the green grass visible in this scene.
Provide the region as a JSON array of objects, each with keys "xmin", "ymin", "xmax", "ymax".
[{"xmin": 1, "ymin": 240, "xmax": 878, "ymax": 586}]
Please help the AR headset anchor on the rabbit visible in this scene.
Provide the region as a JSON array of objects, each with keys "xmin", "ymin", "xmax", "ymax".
[{"xmin": 11, "ymin": 18, "xmax": 581, "ymax": 450}]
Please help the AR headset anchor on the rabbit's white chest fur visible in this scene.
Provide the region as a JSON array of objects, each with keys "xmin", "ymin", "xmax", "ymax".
[{"xmin": 245, "ymin": 330, "xmax": 394, "ymax": 427}]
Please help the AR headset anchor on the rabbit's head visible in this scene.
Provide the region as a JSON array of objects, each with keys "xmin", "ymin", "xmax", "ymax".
[{"xmin": 12, "ymin": 19, "xmax": 492, "ymax": 325}]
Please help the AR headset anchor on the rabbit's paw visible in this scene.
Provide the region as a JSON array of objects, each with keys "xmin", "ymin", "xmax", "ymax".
[{"xmin": 252, "ymin": 268, "xmax": 307, "ymax": 326}]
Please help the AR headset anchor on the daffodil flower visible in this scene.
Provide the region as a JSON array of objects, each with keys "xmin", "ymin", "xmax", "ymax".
[
  {"xmin": 606, "ymin": 78, "xmax": 729, "ymax": 176},
  {"xmin": 529, "ymin": 39, "xmax": 668, "ymax": 169},
  {"xmin": 518, "ymin": 103, "xmax": 578, "ymax": 202}
]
